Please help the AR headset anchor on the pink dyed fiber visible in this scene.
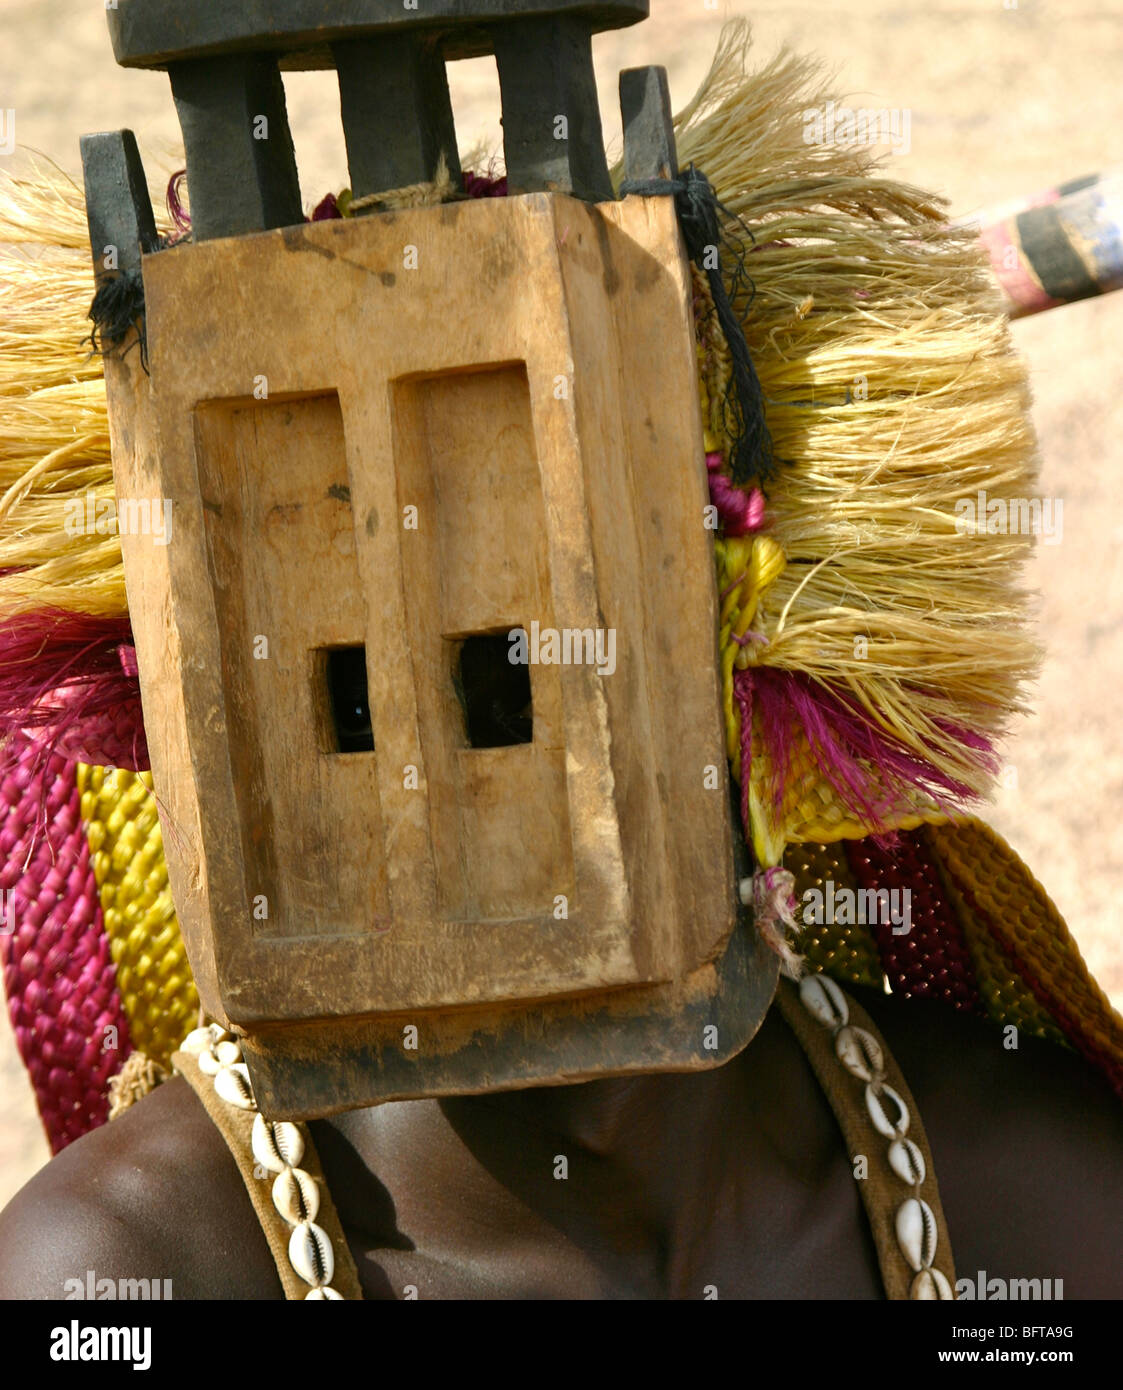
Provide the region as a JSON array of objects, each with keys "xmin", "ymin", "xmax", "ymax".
[
  {"xmin": 736, "ymin": 666, "xmax": 997, "ymax": 834},
  {"xmin": 707, "ymin": 453, "xmax": 765, "ymax": 535},
  {"xmin": 0, "ymin": 733, "xmax": 130, "ymax": 1152},
  {"xmin": 0, "ymin": 611, "xmax": 149, "ymax": 773}
]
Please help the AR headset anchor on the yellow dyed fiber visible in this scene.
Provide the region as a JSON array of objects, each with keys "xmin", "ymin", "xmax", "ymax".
[
  {"xmin": 751, "ymin": 709, "xmax": 946, "ymax": 859},
  {"xmin": 716, "ymin": 532, "xmax": 785, "ymax": 773},
  {"xmin": 77, "ymin": 764, "xmax": 197, "ymax": 1066}
]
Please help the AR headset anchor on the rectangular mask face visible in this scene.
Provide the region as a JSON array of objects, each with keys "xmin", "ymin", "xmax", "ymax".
[{"xmin": 107, "ymin": 191, "xmax": 751, "ymax": 1108}]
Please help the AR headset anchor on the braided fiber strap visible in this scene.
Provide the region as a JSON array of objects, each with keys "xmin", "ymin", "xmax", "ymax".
[
  {"xmin": 77, "ymin": 764, "xmax": 197, "ymax": 1065},
  {"xmin": 51, "ymin": 686, "xmax": 149, "ymax": 771},
  {"xmin": 785, "ymin": 840, "xmax": 884, "ymax": 991},
  {"xmin": 767, "ymin": 727, "xmax": 945, "ymax": 849},
  {"xmin": 775, "ymin": 976, "xmax": 957, "ymax": 1300},
  {"xmin": 108, "ymin": 1050, "xmax": 168, "ymax": 1119},
  {"xmin": 0, "ymin": 735, "xmax": 131, "ymax": 1151},
  {"xmin": 844, "ymin": 829, "xmax": 981, "ymax": 1012},
  {"xmin": 927, "ymin": 819, "xmax": 1123, "ymax": 1098},
  {"xmin": 0, "ymin": 617, "xmax": 149, "ymax": 774},
  {"xmin": 930, "ymin": 850, "xmax": 1065, "ymax": 1048}
]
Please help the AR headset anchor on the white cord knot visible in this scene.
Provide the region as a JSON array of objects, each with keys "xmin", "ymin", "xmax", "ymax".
[{"xmin": 748, "ymin": 866, "xmax": 805, "ymax": 980}]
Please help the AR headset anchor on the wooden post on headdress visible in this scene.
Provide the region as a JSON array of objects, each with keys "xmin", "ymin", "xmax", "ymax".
[
  {"xmin": 104, "ymin": 0, "xmax": 646, "ymax": 229},
  {"xmin": 620, "ymin": 64, "xmax": 678, "ymax": 183}
]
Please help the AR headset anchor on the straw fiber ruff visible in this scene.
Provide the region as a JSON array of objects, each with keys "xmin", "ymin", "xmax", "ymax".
[{"xmin": 677, "ymin": 25, "xmax": 1037, "ymax": 852}]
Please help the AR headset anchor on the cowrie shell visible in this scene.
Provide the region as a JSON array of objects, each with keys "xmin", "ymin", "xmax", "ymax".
[
  {"xmin": 910, "ymin": 1267, "xmax": 953, "ymax": 1301},
  {"xmin": 273, "ymin": 1166, "xmax": 320, "ymax": 1226},
  {"xmin": 888, "ymin": 1137, "xmax": 926, "ymax": 1187},
  {"xmin": 305, "ymin": 1286, "xmax": 344, "ymax": 1300},
  {"xmin": 182, "ymin": 1025, "xmax": 222, "ymax": 1055},
  {"xmin": 865, "ymin": 1081, "xmax": 909, "ymax": 1139},
  {"xmin": 251, "ymin": 1114, "xmax": 305, "ymax": 1174},
  {"xmin": 799, "ymin": 974, "xmax": 849, "ymax": 1030},
  {"xmin": 214, "ymin": 1062, "xmax": 257, "ymax": 1110},
  {"xmin": 896, "ymin": 1197, "xmax": 938, "ymax": 1272},
  {"xmin": 197, "ymin": 1039, "xmax": 241, "ymax": 1075},
  {"xmin": 834, "ymin": 1025, "xmax": 884, "ymax": 1082},
  {"xmin": 289, "ymin": 1220, "xmax": 334, "ymax": 1287}
]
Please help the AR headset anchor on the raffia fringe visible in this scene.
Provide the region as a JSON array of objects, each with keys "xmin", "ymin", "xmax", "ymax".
[
  {"xmin": 0, "ymin": 151, "xmax": 465, "ymax": 623},
  {"xmin": 667, "ymin": 21, "xmax": 1039, "ymax": 814}
]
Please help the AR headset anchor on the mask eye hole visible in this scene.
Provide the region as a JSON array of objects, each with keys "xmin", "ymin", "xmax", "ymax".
[
  {"xmin": 454, "ymin": 633, "xmax": 532, "ymax": 749},
  {"xmin": 324, "ymin": 646, "xmax": 374, "ymax": 753}
]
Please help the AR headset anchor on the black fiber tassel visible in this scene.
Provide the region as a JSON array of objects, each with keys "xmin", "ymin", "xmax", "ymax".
[
  {"xmin": 85, "ymin": 267, "xmax": 148, "ymax": 370},
  {"xmin": 620, "ymin": 164, "xmax": 773, "ymax": 485}
]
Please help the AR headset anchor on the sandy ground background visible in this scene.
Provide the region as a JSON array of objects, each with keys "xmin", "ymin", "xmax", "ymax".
[{"xmin": 1, "ymin": 0, "xmax": 1121, "ymax": 1205}]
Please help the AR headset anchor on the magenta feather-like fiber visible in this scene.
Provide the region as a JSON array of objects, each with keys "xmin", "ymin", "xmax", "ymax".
[
  {"xmin": 736, "ymin": 666, "xmax": 997, "ymax": 833},
  {"xmin": 0, "ymin": 611, "xmax": 149, "ymax": 773}
]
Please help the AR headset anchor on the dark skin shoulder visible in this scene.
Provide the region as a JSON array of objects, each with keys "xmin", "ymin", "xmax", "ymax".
[
  {"xmin": 0, "ymin": 1071, "xmax": 282, "ymax": 1300},
  {"xmin": 0, "ymin": 987, "xmax": 1120, "ymax": 1300}
]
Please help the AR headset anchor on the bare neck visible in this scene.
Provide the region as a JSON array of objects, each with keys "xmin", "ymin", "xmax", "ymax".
[
  {"xmin": 450, "ymin": 1069, "xmax": 726, "ymax": 1160},
  {"xmin": 433, "ymin": 1008, "xmax": 802, "ymax": 1187}
]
